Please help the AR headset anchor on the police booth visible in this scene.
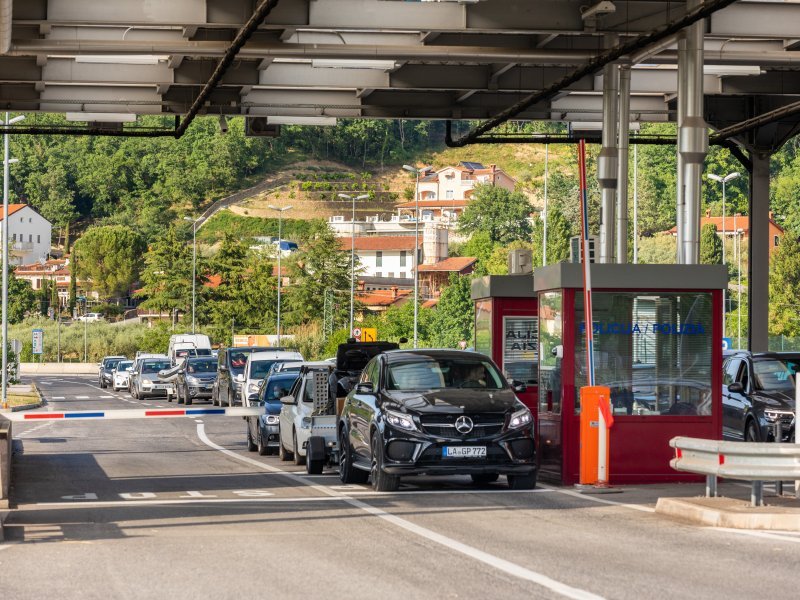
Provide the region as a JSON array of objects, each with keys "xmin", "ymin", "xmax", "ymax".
[
  {"xmin": 534, "ymin": 263, "xmax": 727, "ymax": 485},
  {"xmin": 470, "ymin": 274, "xmax": 539, "ymax": 416}
]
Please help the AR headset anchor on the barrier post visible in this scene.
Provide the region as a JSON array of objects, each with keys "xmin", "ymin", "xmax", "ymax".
[{"xmin": 579, "ymin": 386, "xmax": 612, "ymax": 486}]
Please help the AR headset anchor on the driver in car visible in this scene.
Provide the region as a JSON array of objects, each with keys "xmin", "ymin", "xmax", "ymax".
[{"xmin": 453, "ymin": 364, "xmax": 487, "ymax": 388}]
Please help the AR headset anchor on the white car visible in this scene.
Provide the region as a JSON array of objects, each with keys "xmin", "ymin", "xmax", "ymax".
[
  {"xmin": 77, "ymin": 312, "xmax": 104, "ymax": 322},
  {"xmin": 242, "ymin": 350, "xmax": 304, "ymax": 403},
  {"xmin": 112, "ymin": 360, "xmax": 134, "ymax": 391},
  {"xmin": 278, "ymin": 364, "xmax": 334, "ymax": 465}
]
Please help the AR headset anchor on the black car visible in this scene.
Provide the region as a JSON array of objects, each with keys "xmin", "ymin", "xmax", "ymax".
[
  {"xmin": 98, "ymin": 355, "xmax": 126, "ymax": 389},
  {"xmin": 174, "ymin": 357, "xmax": 218, "ymax": 406},
  {"xmin": 722, "ymin": 352, "xmax": 798, "ymax": 442},
  {"xmin": 338, "ymin": 350, "xmax": 537, "ymax": 491},
  {"xmin": 213, "ymin": 346, "xmax": 270, "ymax": 407}
]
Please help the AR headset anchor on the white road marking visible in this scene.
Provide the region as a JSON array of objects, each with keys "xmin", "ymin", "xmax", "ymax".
[
  {"xmin": 31, "ymin": 497, "xmax": 346, "ymax": 508},
  {"xmin": 197, "ymin": 424, "xmax": 604, "ymax": 600},
  {"xmin": 75, "ymin": 395, "xmax": 90, "ymax": 399},
  {"xmin": 540, "ymin": 484, "xmax": 655, "ymax": 513},
  {"xmin": 51, "ymin": 396, "xmax": 65, "ymax": 400},
  {"xmin": 708, "ymin": 527, "xmax": 800, "ymax": 544},
  {"xmin": 194, "ymin": 419, "xmax": 203, "ymax": 423},
  {"xmin": 99, "ymin": 395, "xmax": 113, "ymax": 399}
]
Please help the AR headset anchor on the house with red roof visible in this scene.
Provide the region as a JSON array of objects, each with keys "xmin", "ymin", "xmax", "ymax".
[
  {"xmin": 0, "ymin": 203, "xmax": 52, "ymax": 265},
  {"xmin": 663, "ymin": 210, "xmax": 784, "ymax": 255},
  {"xmin": 418, "ymin": 256, "xmax": 478, "ymax": 299}
]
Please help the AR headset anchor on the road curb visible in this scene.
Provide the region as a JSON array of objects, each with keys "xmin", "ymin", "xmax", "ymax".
[
  {"xmin": 0, "ymin": 384, "xmax": 45, "ymax": 414},
  {"xmin": 656, "ymin": 496, "xmax": 800, "ymax": 531}
]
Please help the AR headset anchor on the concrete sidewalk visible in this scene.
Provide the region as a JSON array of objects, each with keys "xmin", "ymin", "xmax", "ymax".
[
  {"xmin": 19, "ymin": 362, "xmax": 96, "ymax": 375},
  {"xmin": 657, "ymin": 491, "xmax": 800, "ymax": 531}
]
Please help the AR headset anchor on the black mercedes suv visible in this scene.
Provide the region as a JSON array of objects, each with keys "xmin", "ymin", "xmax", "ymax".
[
  {"xmin": 338, "ymin": 349, "xmax": 537, "ymax": 491},
  {"xmin": 722, "ymin": 352, "xmax": 798, "ymax": 442}
]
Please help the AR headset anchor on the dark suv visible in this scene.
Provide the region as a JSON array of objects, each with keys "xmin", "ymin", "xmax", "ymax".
[
  {"xmin": 339, "ymin": 349, "xmax": 537, "ymax": 491},
  {"xmin": 722, "ymin": 352, "xmax": 798, "ymax": 442},
  {"xmin": 213, "ymin": 346, "xmax": 270, "ymax": 407},
  {"xmin": 98, "ymin": 355, "xmax": 126, "ymax": 389}
]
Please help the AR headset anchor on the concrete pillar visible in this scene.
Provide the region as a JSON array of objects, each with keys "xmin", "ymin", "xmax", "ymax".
[
  {"xmin": 679, "ymin": 0, "xmax": 708, "ymax": 264},
  {"xmin": 616, "ymin": 66, "xmax": 631, "ymax": 264},
  {"xmin": 748, "ymin": 153, "xmax": 770, "ymax": 352},
  {"xmin": 598, "ymin": 37, "xmax": 619, "ymax": 263},
  {"xmin": 675, "ymin": 35, "xmax": 687, "ymax": 264}
]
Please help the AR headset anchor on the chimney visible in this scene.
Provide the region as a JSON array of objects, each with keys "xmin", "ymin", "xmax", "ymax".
[
  {"xmin": 705, "ymin": 209, "xmax": 711, "ymax": 218},
  {"xmin": 391, "ymin": 286, "xmax": 398, "ymax": 299}
]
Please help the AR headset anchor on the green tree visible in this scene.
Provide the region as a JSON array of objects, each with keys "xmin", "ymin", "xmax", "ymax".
[
  {"xmin": 700, "ymin": 223, "xmax": 723, "ymax": 265},
  {"xmin": 9, "ymin": 271, "xmax": 36, "ymax": 323},
  {"xmin": 137, "ymin": 225, "xmax": 192, "ymax": 314},
  {"xmin": 73, "ymin": 225, "xmax": 146, "ymax": 298},
  {"xmin": 637, "ymin": 235, "xmax": 676, "ymax": 264},
  {"xmin": 458, "ymin": 185, "xmax": 533, "ymax": 245},
  {"xmin": 428, "ymin": 274, "xmax": 474, "ymax": 348},
  {"xmin": 377, "ymin": 298, "xmax": 434, "ymax": 345},
  {"xmin": 285, "ymin": 222, "xmax": 353, "ymax": 327},
  {"xmin": 24, "ymin": 161, "xmax": 78, "ymax": 249},
  {"xmin": 769, "ymin": 234, "xmax": 800, "ymax": 337}
]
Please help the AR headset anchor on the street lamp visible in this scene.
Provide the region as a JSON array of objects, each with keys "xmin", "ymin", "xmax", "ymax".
[
  {"xmin": 737, "ymin": 226, "xmax": 744, "ymax": 349},
  {"xmin": 338, "ymin": 193, "xmax": 369, "ymax": 338},
  {"xmin": 183, "ymin": 216, "xmax": 201, "ymax": 333},
  {"xmin": 707, "ymin": 171, "xmax": 740, "ymax": 340},
  {"xmin": 1, "ymin": 112, "xmax": 23, "ymax": 409},
  {"xmin": 402, "ymin": 165, "xmax": 421, "ymax": 348},
  {"xmin": 268, "ymin": 205, "xmax": 292, "ymax": 344}
]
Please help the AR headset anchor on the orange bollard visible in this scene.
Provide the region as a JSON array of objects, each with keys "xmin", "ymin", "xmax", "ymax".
[{"xmin": 579, "ymin": 386, "xmax": 612, "ymax": 485}]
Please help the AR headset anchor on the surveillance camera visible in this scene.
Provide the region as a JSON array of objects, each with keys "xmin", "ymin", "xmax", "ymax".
[{"xmin": 218, "ymin": 114, "xmax": 229, "ymax": 134}]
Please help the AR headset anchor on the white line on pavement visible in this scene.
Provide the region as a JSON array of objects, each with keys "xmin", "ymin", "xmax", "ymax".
[
  {"xmin": 51, "ymin": 396, "xmax": 65, "ymax": 400},
  {"xmin": 76, "ymin": 396, "xmax": 90, "ymax": 399},
  {"xmin": 708, "ymin": 527, "xmax": 800, "ymax": 544},
  {"xmin": 539, "ymin": 484, "xmax": 655, "ymax": 513},
  {"xmin": 31, "ymin": 497, "xmax": 344, "ymax": 508},
  {"xmin": 197, "ymin": 424, "xmax": 604, "ymax": 600}
]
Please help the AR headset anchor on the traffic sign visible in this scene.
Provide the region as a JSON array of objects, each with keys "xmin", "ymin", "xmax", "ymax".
[
  {"xmin": 360, "ymin": 328, "xmax": 377, "ymax": 342},
  {"xmin": 11, "ymin": 339, "xmax": 22, "ymax": 354},
  {"xmin": 32, "ymin": 329, "xmax": 44, "ymax": 355},
  {"xmin": 352, "ymin": 327, "xmax": 362, "ymax": 339},
  {"xmin": 722, "ymin": 337, "xmax": 732, "ymax": 351}
]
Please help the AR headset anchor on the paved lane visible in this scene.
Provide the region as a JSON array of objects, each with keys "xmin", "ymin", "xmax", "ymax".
[{"xmin": 2, "ymin": 376, "xmax": 798, "ymax": 600}]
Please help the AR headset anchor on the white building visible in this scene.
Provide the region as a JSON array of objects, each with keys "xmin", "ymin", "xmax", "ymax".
[
  {"xmin": 415, "ymin": 162, "xmax": 517, "ymax": 203},
  {"xmin": 1, "ymin": 204, "xmax": 52, "ymax": 266}
]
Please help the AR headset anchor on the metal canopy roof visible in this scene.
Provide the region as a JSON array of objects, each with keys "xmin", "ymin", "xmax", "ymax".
[{"xmin": 1, "ymin": 0, "xmax": 799, "ymax": 142}]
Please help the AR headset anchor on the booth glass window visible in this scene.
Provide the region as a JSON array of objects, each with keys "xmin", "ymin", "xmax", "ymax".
[
  {"xmin": 538, "ymin": 292, "xmax": 563, "ymax": 415},
  {"xmin": 574, "ymin": 292, "xmax": 713, "ymax": 416},
  {"xmin": 475, "ymin": 300, "xmax": 492, "ymax": 358},
  {"xmin": 503, "ymin": 317, "xmax": 538, "ymax": 385}
]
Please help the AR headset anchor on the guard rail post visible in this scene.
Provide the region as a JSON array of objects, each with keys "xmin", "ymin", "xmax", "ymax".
[
  {"xmin": 705, "ymin": 474, "xmax": 717, "ymax": 498},
  {"xmin": 751, "ymin": 481, "xmax": 764, "ymax": 507}
]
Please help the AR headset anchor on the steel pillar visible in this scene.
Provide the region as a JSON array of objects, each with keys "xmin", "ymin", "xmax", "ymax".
[
  {"xmin": 679, "ymin": 2, "xmax": 708, "ymax": 264},
  {"xmin": 616, "ymin": 65, "xmax": 631, "ymax": 264},
  {"xmin": 748, "ymin": 153, "xmax": 770, "ymax": 352},
  {"xmin": 675, "ymin": 35, "xmax": 687, "ymax": 264},
  {"xmin": 598, "ymin": 36, "xmax": 619, "ymax": 263}
]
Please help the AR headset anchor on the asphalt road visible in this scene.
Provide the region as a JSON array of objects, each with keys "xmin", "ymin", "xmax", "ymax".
[{"xmin": 2, "ymin": 376, "xmax": 798, "ymax": 600}]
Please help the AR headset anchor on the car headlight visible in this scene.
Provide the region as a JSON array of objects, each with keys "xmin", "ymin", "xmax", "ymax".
[
  {"xmin": 385, "ymin": 409, "xmax": 417, "ymax": 432},
  {"xmin": 186, "ymin": 376, "xmax": 200, "ymax": 385},
  {"xmin": 508, "ymin": 407, "xmax": 533, "ymax": 430},
  {"xmin": 764, "ymin": 410, "xmax": 793, "ymax": 422},
  {"xmin": 265, "ymin": 415, "xmax": 279, "ymax": 425},
  {"xmin": 141, "ymin": 380, "xmax": 153, "ymax": 388},
  {"xmin": 247, "ymin": 382, "xmax": 260, "ymax": 394},
  {"xmin": 301, "ymin": 417, "xmax": 312, "ymax": 429}
]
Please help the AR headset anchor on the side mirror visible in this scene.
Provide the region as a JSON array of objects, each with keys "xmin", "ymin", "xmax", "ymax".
[
  {"xmin": 727, "ymin": 382, "xmax": 744, "ymax": 393},
  {"xmin": 510, "ymin": 380, "xmax": 527, "ymax": 393},
  {"xmin": 178, "ymin": 369, "xmax": 185, "ymax": 375},
  {"xmin": 355, "ymin": 382, "xmax": 374, "ymax": 394},
  {"xmin": 399, "ymin": 337, "xmax": 409, "ymax": 344},
  {"xmin": 247, "ymin": 393, "xmax": 260, "ymax": 403},
  {"xmin": 280, "ymin": 395, "xmax": 295, "ymax": 405},
  {"xmin": 235, "ymin": 373, "xmax": 245, "ymax": 383}
]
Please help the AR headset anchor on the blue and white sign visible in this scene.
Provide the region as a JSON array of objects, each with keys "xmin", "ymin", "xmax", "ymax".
[
  {"xmin": 32, "ymin": 328, "xmax": 44, "ymax": 355},
  {"xmin": 722, "ymin": 337, "xmax": 733, "ymax": 351}
]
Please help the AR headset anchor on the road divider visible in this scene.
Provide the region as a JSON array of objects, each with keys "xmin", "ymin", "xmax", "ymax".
[{"xmin": 4, "ymin": 406, "xmax": 263, "ymax": 422}]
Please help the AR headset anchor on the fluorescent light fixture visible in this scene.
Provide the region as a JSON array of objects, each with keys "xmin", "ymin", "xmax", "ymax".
[
  {"xmin": 311, "ymin": 59, "xmax": 396, "ymax": 70},
  {"xmin": 74, "ymin": 55, "xmax": 166, "ymax": 65},
  {"xmin": 266, "ymin": 116, "xmax": 337, "ymax": 126},
  {"xmin": 65, "ymin": 112, "xmax": 137, "ymax": 123},
  {"xmin": 571, "ymin": 121, "xmax": 640, "ymax": 132},
  {"xmin": 703, "ymin": 65, "xmax": 763, "ymax": 77},
  {"xmin": 581, "ymin": 1, "xmax": 616, "ymax": 20}
]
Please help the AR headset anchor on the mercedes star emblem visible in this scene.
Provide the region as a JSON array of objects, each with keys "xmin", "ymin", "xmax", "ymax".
[{"xmin": 455, "ymin": 416, "xmax": 474, "ymax": 434}]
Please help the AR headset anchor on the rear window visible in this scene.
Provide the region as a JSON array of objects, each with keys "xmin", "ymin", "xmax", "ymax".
[
  {"xmin": 104, "ymin": 358, "xmax": 123, "ymax": 369},
  {"xmin": 229, "ymin": 351, "xmax": 252, "ymax": 373},
  {"xmin": 142, "ymin": 360, "xmax": 171, "ymax": 373}
]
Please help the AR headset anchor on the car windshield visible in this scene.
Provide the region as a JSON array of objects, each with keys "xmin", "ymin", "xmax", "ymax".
[
  {"xmin": 142, "ymin": 360, "xmax": 171, "ymax": 373},
  {"xmin": 250, "ymin": 360, "xmax": 278, "ymax": 379},
  {"xmin": 753, "ymin": 358, "xmax": 800, "ymax": 392},
  {"xmin": 116, "ymin": 361, "xmax": 133, "ymax": 371},
  {"xmin": 187, "ymin": 360, "xmax": 217, "ymax": 374},
  {"xmin": 386, "ymin": 357, "xmax": 505, "ymax": 391},
  {"xmin": 104, "ymin": 358, "xmax": 122, "ymax": 369},
  {"xmin": 264, "ymin": 376, "xmax": 299, "ymax": 402}
]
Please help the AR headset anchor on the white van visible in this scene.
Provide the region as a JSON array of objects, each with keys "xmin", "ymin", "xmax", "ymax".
[
  {"xmin": 243, "ymin": 350, "xmax": 304, "ymax": 401},
  {"xmin": 168, "ymin": 334, "xmax": 212, "ymax": 365}
]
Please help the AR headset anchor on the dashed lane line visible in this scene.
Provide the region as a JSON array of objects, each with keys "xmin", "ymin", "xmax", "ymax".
[{"xmin": 197, "ymin": 424, "xmax": 604, "ymax": 600}]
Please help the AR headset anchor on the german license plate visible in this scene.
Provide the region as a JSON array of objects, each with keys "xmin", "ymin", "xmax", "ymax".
[{"xmin": 443, "ymin": 446, "xmax": 486, "ymax": 458}]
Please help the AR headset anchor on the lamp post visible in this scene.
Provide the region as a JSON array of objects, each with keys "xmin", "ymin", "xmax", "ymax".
[
  {"xmin": 183, "ymin": 216, "xmax": 200, "ymax": 333},
  {"xmin": 403, "ymin": 165, "xmax": 421, "ymax": 348},
  {"xmin": 1, "ymin": 112, "xmax": 24, "ymax": 408},
  {"xmin": 338, "ymin": 193, "xmax": 369, "ymax": 337},
  {"xmin": 707, "ymin": 171, "xmax": 740, "ymax": 340},
  {"xmin": 543, "ymin": 147, "xmax": 549, "ymax": 266},
  {"xmin": 268, "ymin": 205, "xmax": 292, "ymax": 344},
  {"xmin": 737, "ymin": 226, "xmax": 744, "ymax": 349}
]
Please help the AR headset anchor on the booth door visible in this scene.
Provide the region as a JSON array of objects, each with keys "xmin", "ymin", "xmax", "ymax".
[
  {"xmin": 501, "ymin": 314, "xmax": 538, "ymax": 414},
  {"xmin": 536, "ymin": 292, "xmax": 565, "ymax": 482}
]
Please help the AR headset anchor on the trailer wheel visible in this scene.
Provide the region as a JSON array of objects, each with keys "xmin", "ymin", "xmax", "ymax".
[{"xmin": 306, "ymin": 436, "xmax": 325, "ymax": 475}]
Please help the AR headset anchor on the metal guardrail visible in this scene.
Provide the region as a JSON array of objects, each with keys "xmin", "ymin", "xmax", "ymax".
[{"xmin": 670, "ymin": 436, "xmax": 800, "ymax": 506}]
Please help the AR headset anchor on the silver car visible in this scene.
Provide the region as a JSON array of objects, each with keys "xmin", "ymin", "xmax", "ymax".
[{"xmin": 131, "ymin": 357, "xmax": 174, "ymax": 399}]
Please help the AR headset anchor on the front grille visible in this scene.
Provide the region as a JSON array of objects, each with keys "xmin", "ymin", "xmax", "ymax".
[{"xmin": 419, "ymin": 413, "xmax": 506, "ymax": 440}]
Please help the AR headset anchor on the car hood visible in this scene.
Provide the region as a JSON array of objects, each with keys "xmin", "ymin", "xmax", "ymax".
[
  {"xmin": 383, "ymin": 388, "xmax": 521, "ymax": 415},
  {"xmin": 753, "ymin": 389, "xmax": 796, "ymax": 410}
]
